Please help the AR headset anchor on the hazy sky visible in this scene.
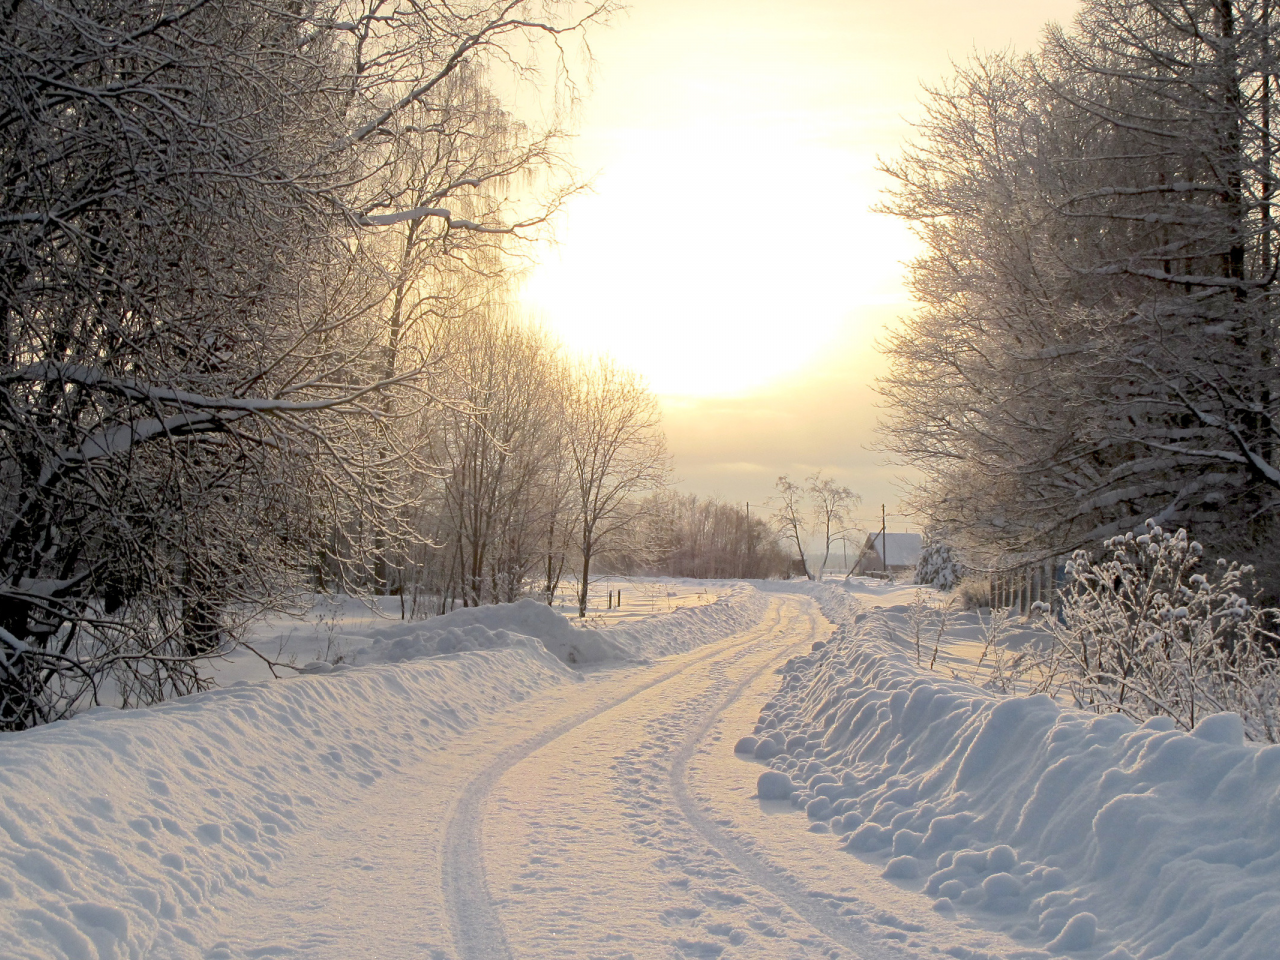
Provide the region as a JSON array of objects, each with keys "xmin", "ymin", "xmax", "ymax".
[{"xmin": 519, "ymin": 0, "xmax": 1082, "ymax": 534}]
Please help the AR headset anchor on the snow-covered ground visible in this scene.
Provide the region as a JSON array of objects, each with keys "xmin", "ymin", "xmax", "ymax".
[
  {"xmin": 1, "ymin": 577, "xmax": 1276, "ymax": 959},
  {"xmin": 804, "ymin": 578, "xmax": 1051, "ymax": 689}
]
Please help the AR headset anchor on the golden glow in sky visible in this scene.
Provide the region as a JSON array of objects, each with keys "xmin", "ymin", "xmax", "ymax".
[
  {"xmin": 520, "ymin": 0, "xmax": 1084, "ymax": 512},
  {"xmin": 521, "ymin": 128, "xmax": 908, "ymax": 397}
]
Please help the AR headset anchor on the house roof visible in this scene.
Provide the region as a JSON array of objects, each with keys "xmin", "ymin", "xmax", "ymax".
[{"xmin": 860, "ymin": 531, "xmax": 923, "ymax": 567}]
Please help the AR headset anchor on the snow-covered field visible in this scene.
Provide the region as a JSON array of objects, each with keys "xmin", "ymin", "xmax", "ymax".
[
  {"xmin": 802, "ymin": 579, "xmax": 1052, "ymax": 689},
  {"xmin": 1, "ymin": 577, "xmax": 1276, "ymax": 959}
]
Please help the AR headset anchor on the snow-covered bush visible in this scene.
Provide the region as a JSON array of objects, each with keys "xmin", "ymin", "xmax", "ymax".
[
  {"xmin": 955, "ymin": 577, "xmax": 991, "ymax": 610},
  {"xmin": 914, "ymin": 535, "xmax": 964, "ymax": 590},
  {"xmin": 1046, "ymin": 521, "xmax": 1280, "ymax": 741}
]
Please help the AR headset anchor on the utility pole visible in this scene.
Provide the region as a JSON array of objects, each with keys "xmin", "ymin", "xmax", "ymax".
[{"xmin": 881, "ymin": 504, "xmax": 888, "ymax": 574}]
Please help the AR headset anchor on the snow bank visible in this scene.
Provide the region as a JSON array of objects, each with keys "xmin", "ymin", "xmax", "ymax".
[
  {"xmin": 741, "ymin": 583, "xmax": 1280, "ymax": 959},
  {"xmin": 608, "ymin": 581, "xmax": 770, "ymax": 660},
  {"xmin": 0, "ymin": 647, "xmax": 577, "ymax": 959},
  {"xmin": 343, "ymin": 597, "xmax": 629, "ymax": 667},
  {"xmin": 335, "ymin": 583, "xmax": 768, "ymax": 670}
]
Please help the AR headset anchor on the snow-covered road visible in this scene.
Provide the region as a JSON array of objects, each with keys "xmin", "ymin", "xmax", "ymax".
[
  {"xmin": 202, "ymin": 591, "xmax": 1039, "ymax": 960},
  {"xmin": 208, "ymin": 593, "xmax": 884, "ymax": 959},
  {"xmin": 476, "ymin": 594, "xmax": 840, "ymax": 959}
]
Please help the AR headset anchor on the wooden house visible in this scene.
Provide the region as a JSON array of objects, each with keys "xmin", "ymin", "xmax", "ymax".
[{"xmin": 851, "ymin": 532, "xmax": 922, "ymax": 577}]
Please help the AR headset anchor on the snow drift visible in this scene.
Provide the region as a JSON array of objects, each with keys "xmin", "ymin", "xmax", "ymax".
[
  {"xmin": 611, "ymin": 581, "xmax": 769, "ymax": 660},
  {"xmin": 341, "ymin": 597, "xmax": 629, "ymax": 667},
  {"xmin": 304, "ymin": 582, "xmax": 768, "ymax": 671},
  {"xmin": 740, "ymin": 583, "xmax": 1280, "ymax": 959}
]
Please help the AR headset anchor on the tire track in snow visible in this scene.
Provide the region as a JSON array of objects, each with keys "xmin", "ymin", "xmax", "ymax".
[
  {"xmin": 441, "ymin": 596, "xmax": 789, "ymax": 960},
  {"xmin": 668, "ymin": 602, "xmax": 907, "ymax": 960}
]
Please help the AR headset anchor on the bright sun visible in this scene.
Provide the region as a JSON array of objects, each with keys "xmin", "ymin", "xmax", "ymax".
[{"xmin": 518, "ymin": 125, "xmax": 913, "ymax": 398}]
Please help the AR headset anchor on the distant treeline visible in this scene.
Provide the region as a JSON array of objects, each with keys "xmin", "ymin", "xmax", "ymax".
[{"xmin": 608, "ymin": 494, "xmax": 793, "ymax": 581}]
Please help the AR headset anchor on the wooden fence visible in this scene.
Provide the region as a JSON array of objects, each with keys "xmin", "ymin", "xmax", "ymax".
[{"xmin": 988, "ymin": 557, "xmax": 1064, "ymax": 616}]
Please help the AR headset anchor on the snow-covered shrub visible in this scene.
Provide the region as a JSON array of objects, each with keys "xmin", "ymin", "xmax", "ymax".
[
  {"xmin": 914, "ymin": 535, "xmax": 963, "ymax": 590},
  {"xmin": 1047, "ymin": 521, "xmax": 1280, "ymax": 741},
  {"xmin": 955, "ymin": 577, "xmax": 991, "ymax": 610}
]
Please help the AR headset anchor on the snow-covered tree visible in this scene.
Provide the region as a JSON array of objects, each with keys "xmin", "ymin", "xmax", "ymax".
[
  {"xmin": 881, "ymin": 1, "xmax": 1280, "ymax": 586},
  {"xmin": 915, "ymin": 533, "xmax": 965, "ymax": 591},
  {"xmin": 0, "ymin": 0, "xmax": 608, "ymax": 729}
]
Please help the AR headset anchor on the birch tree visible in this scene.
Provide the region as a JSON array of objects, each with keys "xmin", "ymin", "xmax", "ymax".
[
  {"xmin": 772, "ymin": 477, "xmax": 814, "ymax": 580},
  {"xmin": 809, "ymin": 473, "xmax": 860, "ymax": 580},
  {"xmin": 770, "ymin": 474, "xmax": 858, "ymax": 580}
]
